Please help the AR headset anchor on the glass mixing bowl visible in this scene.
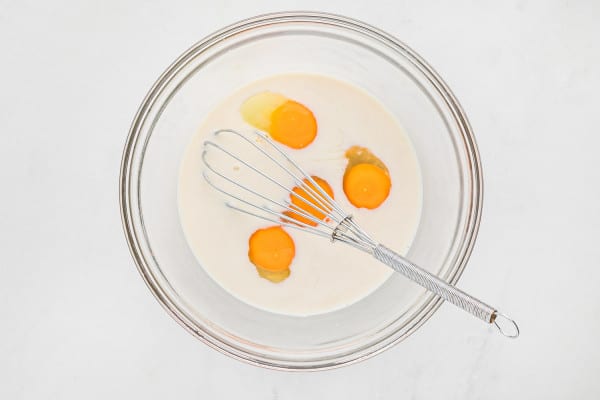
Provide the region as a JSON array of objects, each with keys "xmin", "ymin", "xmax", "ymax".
[{"xmin": 120, "ymin": 12, "xmax": 482, "ymax": 370}]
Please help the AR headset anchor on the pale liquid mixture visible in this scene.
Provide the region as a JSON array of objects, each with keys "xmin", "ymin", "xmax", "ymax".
[{"xmin": 178, "ymin": 74, "xmax": 422, "ymax": 316}]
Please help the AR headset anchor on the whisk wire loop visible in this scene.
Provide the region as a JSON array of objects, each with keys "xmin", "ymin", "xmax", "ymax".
[{"xmin": 213, "ymin": 129, "xmax": 341, "ymax": 222}]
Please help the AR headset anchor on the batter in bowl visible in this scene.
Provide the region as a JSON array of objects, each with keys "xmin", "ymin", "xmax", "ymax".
[{"xmin": 178, "ymin": 74, "xmax": 422, "ymax": 316}]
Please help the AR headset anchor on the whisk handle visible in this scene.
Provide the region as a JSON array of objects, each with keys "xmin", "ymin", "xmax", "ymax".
[{"xmin": 372, "ymin": 244, "xmax": 519, "ymax": 337}]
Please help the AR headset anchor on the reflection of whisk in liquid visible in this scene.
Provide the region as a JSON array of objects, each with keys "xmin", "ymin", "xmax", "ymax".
[{"xmin": 202, "ymin": 129, "xmax": 519, "ymax": 338}]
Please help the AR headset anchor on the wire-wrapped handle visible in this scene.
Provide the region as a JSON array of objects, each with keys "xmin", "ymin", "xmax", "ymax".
[{"xmin": 373, "ymin": 244, "xmax": 496, "ymax": 323}]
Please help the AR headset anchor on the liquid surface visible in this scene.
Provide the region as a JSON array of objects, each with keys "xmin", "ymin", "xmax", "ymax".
[{"xmin": 178, "ymin": 74, "xmax": 422, "ymax": 316}]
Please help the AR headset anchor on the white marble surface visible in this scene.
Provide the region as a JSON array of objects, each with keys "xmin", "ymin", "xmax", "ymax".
[{"xmin": 1, "ymin": 0, "xmax": 599, "ymax": 398}]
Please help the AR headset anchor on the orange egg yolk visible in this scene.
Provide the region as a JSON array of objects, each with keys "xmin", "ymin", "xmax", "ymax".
[
  {"xmin": 343, "ymin": 146, "xmax": 391, "ymax": 209},
  {"xmin": 343, "ymin": 164, "xmax": 391, "ymax": 209},
  {"xmin": 248, "ymin": 226, "xmax": 295, "ymax": 273},
  {"xmin": 283, "ymin": 176, "xmax": 334, "ymax": 227},
  {"xmin": 269, "ymin": 100, "xmax": 317, "ymax": 149},
  {"xmin": 240, "ymin": 92, "xmax": 317, "ymax": 149}
]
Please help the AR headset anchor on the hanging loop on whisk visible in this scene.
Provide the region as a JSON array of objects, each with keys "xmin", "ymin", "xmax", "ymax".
[{"xmin": 492, "ymin": 311, "xmax": 520, "ymax": 338}]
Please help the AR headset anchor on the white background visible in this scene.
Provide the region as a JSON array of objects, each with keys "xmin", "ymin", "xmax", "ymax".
[{"xmin": 2, "ymin": 1, "xmax": 599, "ymax": 398}]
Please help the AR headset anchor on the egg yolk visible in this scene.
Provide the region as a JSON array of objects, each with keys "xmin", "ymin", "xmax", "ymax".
[
  {"xmin": 241, "ymin": 92, "xmax": 317, "ymax": 149},
  {"xmin": 248, "ymin": 226, "xmax": 295, "ymax": 272},
  {"xmin": 343, "ymin": 146, "xmax": 391, "ymax": 209},
  {"xmin": 283, "ymin": 176, "xmax": 334, "ymax": 227},
  {"xmin": 343, "ymin": 164, "xmax": 391, "ymax": 209}
]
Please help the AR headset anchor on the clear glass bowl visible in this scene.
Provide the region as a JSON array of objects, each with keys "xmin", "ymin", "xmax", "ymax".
[{"xmin": 120, "ymin": 12, "xmax": 482, "ymax": 370}]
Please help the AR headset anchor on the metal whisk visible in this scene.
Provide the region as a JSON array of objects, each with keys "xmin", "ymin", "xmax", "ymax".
[{"xmin": 202, "ymin": 129, "xmax": 519, "ymax": 338}]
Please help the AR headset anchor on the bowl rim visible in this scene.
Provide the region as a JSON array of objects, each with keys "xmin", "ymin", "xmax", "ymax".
[{"xmin": 119, "ymin": 11, "xmax": 483, "ymax": 371}]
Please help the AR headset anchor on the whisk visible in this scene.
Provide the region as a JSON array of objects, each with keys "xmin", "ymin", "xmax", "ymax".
[{"xmin": 202, "ymin": 129, "xmax": 519, "ymax": 338}]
